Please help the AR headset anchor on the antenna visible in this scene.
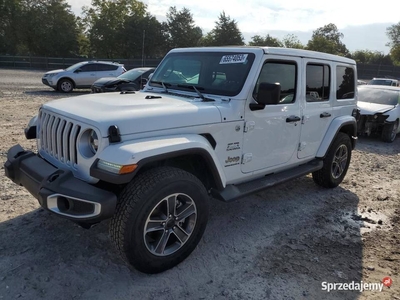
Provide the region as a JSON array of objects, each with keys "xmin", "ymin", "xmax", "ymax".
[{"xmin": 141, "ymin": 30, "xmax": 145, "ymax": 67}]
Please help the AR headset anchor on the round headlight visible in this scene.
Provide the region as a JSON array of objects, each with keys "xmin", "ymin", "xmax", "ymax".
[{"xmin": 89, "ymin": 130, "xmax": 99, "ymax": 154}]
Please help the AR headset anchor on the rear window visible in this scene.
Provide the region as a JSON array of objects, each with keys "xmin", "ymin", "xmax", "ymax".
[
  {"xmin": 368, "ymin": 79, "xmax": 396, "ymax": 86},
  {"xmin": 98, "ymin": 64, "xmax": 119, "ymax": 71},
  {"xmin": 336, "ymin": 66, "xmax": 355, "ymax": 99},
  {"xmin": 358, "ymin": 87, "xmax": 400, "ymax": 106}
]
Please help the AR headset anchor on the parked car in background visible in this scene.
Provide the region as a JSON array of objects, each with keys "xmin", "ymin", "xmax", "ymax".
[
  {"xmin": 42, "ymin": 61, "xmax": 126, "ymax": 93},
  {"xmin": 91, "ymin": 67, "xmax": 155, "ymax": 93},
  {"xmin": 357, "ymin": 80, "xmax": 367, "ymax": 85},
  {"xmin": 367, "ymin": 78, "xmax": 399, "ymax": 87},
  {"xmin": 357, "ymin": 85, "xmax": 400, "ymax": 142}
]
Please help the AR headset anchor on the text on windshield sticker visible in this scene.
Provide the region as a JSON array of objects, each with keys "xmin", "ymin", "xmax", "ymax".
[{"xmin": 219, "ymin": 54, "xmax": 248, "ymax": 64}]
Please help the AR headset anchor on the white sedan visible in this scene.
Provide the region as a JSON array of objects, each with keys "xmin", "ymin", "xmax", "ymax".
[{"xmin": 357, "ymin": 85, "xmax": 400, "ymax": 142}]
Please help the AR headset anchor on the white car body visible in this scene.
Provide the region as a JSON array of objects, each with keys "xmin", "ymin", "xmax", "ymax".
[
  {"xmin": 36, "ymin": 47, "xmax": 357, "ymax": 186},
  {"xmin": 6, "ymin": 46, "xmax": 359, "ymax": 273},
  {"xmin": 42, "ymin": 61, "xmax": 125, "ymax": 92},
  {"xmin": 357, "ymin": 85, "xmax": 400, "ymax": 142}
]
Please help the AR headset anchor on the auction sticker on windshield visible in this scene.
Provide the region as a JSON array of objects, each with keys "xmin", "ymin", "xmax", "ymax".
[{"xmin": 220, "ymin": 54, "xmax": 248, "ymax": 64}]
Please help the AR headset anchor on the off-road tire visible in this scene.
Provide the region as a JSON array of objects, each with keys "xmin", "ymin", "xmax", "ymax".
[
  {"xmin": 57, "ymin": 79, "xmax": 73, "ymax": 93},
  {"xmin": 110, "ymin": 167, "xmax": 209, "ymax": 274},
  {"xmin": 381, "ymin": 121, "xmax": 398, "ymax": 143},
  {"xmin": 312, "ymin": 132, "xmax": 352, "ymax": 188}
]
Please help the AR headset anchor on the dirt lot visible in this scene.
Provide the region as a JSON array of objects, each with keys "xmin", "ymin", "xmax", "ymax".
[{"xmin": 0, "ymin": 68, "xmax": 399, "ymax": 300}]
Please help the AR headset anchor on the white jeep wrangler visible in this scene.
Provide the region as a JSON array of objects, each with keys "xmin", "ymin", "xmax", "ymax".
[{"xmin": 5, "ymin": 47, "xmax": 358, "ymax": 274}]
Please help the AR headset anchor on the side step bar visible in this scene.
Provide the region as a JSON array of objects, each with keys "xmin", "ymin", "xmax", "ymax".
[{"xmin": 211, "ymin": 159, "xmax": 323, "ymax": 202}]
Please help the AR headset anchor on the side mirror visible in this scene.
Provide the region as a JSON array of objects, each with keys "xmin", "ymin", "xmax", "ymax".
[
  {"xmin": 250, "ymin": 82, "xmax": 281, "ymax": 110},
  {"xmin": 74, "ymin": 68, "xmax": 82, "ymax": 73}
]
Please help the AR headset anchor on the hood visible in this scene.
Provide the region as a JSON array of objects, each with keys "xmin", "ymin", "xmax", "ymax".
[
  {"xmin": 42, "ymin": 92, "xmax": 222, "ymax": 136},
  {"xmin": 92, "ymin": 77, "xmax": 127, "ymax": 87},
  {"xmin": 45, "ymin": 69, "xmax": 64, "ymax": 75},
  {"xmin": 357, "ymin": 101, "xmax": 395, "ymax": 115}
]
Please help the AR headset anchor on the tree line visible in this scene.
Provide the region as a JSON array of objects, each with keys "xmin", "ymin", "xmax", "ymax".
[{"xmin": 1, "ymin": 0, "xmax": 400, "ymax": 66}]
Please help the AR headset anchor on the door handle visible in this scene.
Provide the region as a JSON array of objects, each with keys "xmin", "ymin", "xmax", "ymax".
[
  {"xmin": 320, "ymin": 112, "xmax": 331, "ymax": 118},
  {"xmin": 286, "ymin": 116, "xmax": 301, "ymax": 123}
]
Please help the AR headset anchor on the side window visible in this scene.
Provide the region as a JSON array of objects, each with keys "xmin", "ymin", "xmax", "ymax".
[
  {"xmin": 306, "ymin": 64, "xmax": 330, "ymax": 102},
  {"xmin": 98, "ymin": 64, "xmax": 118, "ymax": 71},
  {"xmin": 336, "ymin": 66, "xmax": 355, "ymax": 99},
  {"xmin": 253, "ymin": 61, "xmax": 297, "ymax": 104},
  {"xmin": 80, "ymin": 64, "xmax": 97, "ymax": 72}
]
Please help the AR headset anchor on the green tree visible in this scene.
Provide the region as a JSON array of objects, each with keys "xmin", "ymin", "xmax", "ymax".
[
  {"xmin": 165, "ymin": 6, "xmax": 202, "ymax": 49},
  {"xmin": 202, "ymin": 11, "xmax": 244, "ymax": 46},
  {"xmin": 307, "ymin": 23, "xmax": 348, "ymax": 56},
  {"xmin": 82, "ymin": 0, "xmax": 147, "ymax": 58},
  {"xmin": 19, "ymin": 0, "xmax": 79, "ymax": 56},
  {"xmin": 248, "ymin": 34, "xmax": 283, "ymax": 47},
  {"xmin": 351, "ymin": 50, "xmax": 392, "ymax": 65},
  {"xmin": 122, "ymin": 13, "xmax": 167, "ymax": 58},
  {"xmin": 386, "ymin": 22, "xmax": 400, "ymax": 47},
  {"xmin": 282, "ymin": 34, "xmax": 304, "ymax": 49},
  {"xmin": 0, "ymin": 0, "xmax": 22, "ymax": 54},
  {"xmin": 386, "ymin": 22, "xmax": 400, "ymax": 64},
  {"xmin": 390, "ymin": 44, "xmax": 400, "ymax": 66}
]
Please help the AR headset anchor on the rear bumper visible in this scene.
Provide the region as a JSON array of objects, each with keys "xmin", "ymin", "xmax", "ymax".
[{"xmin": 4, "ymin": 144, "xmax": 117, "ymax": 223}]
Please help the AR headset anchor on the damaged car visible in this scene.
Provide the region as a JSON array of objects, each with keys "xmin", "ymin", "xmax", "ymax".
[{"xmin": 357, "ymin": 85, "xmax": 400, "ymax": 142}]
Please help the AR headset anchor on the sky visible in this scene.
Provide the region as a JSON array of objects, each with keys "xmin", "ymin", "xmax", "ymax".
[{"xmin": 66, "ymin": 0, "xmax": 399, "ymax": 54}]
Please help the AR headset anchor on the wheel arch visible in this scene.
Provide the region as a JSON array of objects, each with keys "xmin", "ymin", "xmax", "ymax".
[
  {"xmin": 135, "ymin": 149, "xmax": 224, "ymax": 191},
  {"xmin": 316, "ymin": 116, "xmax": 357, "ymax": 158},
  {"xmin": 91, "ymin": 134, "xmax": 226, "ymax": 191},
  {"xmin": 57, "ymin": 77, "xmax": 76, "ymax": 88}
]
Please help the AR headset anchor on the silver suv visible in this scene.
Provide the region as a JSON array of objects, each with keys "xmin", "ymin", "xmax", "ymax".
[{"xmin": 42, "ymin": 61, "xmax": 126, "ymax": 93}]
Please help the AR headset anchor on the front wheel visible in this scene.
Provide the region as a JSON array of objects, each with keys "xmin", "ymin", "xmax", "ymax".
[
  {"xmin": 312, "ymin": 132, "xmax": 352, "ymax": 188},
  {"xmin": 57, "ymin": 79, "xmax": 73, "ymax": 93},
  {"xmin": 110, "ymin": 167, "xmax": 209, "ymax": 274},
  {"xmin": 382, "ymin": 121, "xmax": 398, "ymax": 143}
]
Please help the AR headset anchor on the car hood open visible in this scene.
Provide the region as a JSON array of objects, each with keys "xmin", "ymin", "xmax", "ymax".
[
  {"xmin": 42, "ymin": 91, "xmax": 222, "ymax": 136},
  {"xmin": 357, "ymin": 101, "xmax": 395, "ymax": 115}
]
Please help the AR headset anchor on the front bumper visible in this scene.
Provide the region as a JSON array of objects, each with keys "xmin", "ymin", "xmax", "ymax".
[{"xmin": 4, "ymin": 144, "xmax": 117, "ymax": 223}]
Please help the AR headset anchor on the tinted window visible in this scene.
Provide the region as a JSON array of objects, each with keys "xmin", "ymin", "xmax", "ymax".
[
  {"xmin": 98, "ymin": 64, "xmax": 118, "ymax": 71},
  {"xmin": 336, "ymin": 66, "xmax": 355, "ymax": 99},
  {"xmin": 306, "ymin": 64, "xmax": 330, "ymax": 102},
  {"xmin": 253, "ymin": 61, "xmax": 297, "ymax": 104},
  {"xmin": 80, "ymin": 64, "xmax": 97, "ymax": 72},
  {"xmin": 150, "ymin": 52, "xmax": 255, "ymax": 97}
]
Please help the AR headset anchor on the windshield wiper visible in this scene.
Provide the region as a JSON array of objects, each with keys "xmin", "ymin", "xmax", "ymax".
[
  {"xmin": 150, "ymin": 81, "xmax": 171, "ymax": 93},
  {"xmin": 177, "ymin": 84, "xmax": 215, "ymax": 102}
]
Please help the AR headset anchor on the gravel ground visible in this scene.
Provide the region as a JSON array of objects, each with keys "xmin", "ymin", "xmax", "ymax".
[{"xmin": 0, "ymin": 68, "xmax": 399, "ymax": 300}]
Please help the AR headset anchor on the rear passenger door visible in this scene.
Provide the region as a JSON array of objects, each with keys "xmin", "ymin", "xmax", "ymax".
[
  {"xmin": 297, "ymin": 60, "xmax": 332, "ymax": 159},
  {"xmin": 97, "ymin": 64, "xmax": 120, "ymax": 80}
]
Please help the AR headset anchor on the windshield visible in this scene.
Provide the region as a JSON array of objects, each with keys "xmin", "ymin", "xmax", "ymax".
[
  {"xmin": 358, "ymin": 87, "xmax": 400, "ymax": 106},
  {"xmin": 119, "ymin": 68, "xmax": 150, "ymax": 80},
  {"xmin": 149, "ymin": 52, "xmax": 255, "ymax": 97},
  {"xmin": 368, "ymin": 79, "xmax": 396, "ymax": 86},
  {"xmin": 65, "ymin": 62, "xmax": 86, "ymax": 71}
]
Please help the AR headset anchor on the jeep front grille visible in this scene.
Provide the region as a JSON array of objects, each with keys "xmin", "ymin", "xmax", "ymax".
[{"xmin": 39, "ymin": 110, "xmax": 81, "ymax": 165}]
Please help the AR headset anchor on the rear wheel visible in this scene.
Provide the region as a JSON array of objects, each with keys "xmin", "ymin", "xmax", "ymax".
[
  {"xmin": 312, "ymin": 133, "xmax": 352, "ymax": 188},
  {"xmin": 110, "ymin": 167, "xmax": 209, "ymax": 274},
  {"xmin": 382, "ymin": 121, "xmax": 398, "ymax": 143},
  {"xmin": 58, "ymin": 79, "xmax": 73, "ymax": 93}
]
